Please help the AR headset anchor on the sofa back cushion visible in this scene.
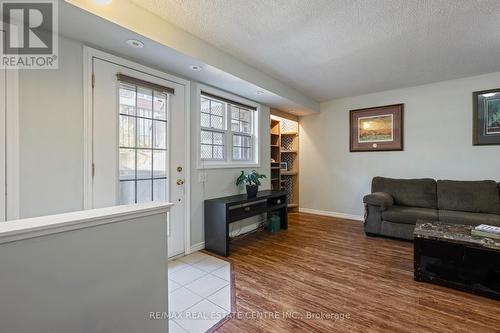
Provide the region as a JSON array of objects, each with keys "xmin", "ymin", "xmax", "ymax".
[
  {"xmin": 437, "ymin": 180, "xmax": 500, "ymax": 214},
  {"xmin": 372, "ymin": 177, "xmax": 437, "ymax": 209}
]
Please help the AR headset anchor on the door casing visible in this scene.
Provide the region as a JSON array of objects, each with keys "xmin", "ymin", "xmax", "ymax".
[
  {"xmin": 0, "ymin": 28, "xmax": 20, "ymax": 221},
  {"xmin": 82, "ymin": 46, "xmax": 191, "ymax": 255}
]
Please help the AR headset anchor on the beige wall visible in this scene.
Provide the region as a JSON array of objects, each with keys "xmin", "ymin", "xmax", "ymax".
[{"xmin": 300, "ymin": 72, "xmax": 500, "ymax": 217}]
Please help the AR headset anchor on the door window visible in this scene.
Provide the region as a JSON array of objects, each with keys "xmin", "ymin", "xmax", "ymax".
[{"xmin": 118, "ymin": 81, "xmax": 168, "ymax": 204}]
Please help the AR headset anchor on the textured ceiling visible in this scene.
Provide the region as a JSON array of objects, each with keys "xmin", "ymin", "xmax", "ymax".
[{"xmin": 132, "ymin": 0, "xmax": 500, "ymax": 102}]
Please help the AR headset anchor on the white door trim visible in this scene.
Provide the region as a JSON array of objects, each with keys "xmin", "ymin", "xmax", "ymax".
[
  {"xmin": 82, "ymin": 46, "xmax": 191, "ymax": 255},
  {"xmin": 0, "ymin": 26, "xmax": 20, "ymax": 220},
  {"xmin": 5, "ymin": 68, "xmax": 19, "ymax": 221}
]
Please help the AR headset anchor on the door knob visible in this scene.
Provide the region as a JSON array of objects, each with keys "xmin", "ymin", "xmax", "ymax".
[{"xmin": 176, "ymin": 179, "xmax": 185, "ymax": 185}]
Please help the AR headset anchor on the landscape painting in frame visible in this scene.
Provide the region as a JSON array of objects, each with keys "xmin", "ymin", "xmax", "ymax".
[
  {"xmin": 350, "ymin": 104, "xmax": 403, "ymax": 152},
  {"xmin": 473, "ymin": 88, "xmax": 500, "ymax": 145},
  {"xmin": 358, "ymin": 114, "xmax": 393, "ymax": 143}
]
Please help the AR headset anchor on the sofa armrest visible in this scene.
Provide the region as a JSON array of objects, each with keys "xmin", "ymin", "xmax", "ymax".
[{"xmin": 363, "ymin": 192, "xmax": 394, "ymax": 210}]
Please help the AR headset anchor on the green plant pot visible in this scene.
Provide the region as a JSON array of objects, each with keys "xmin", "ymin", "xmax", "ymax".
[{"xmin": 246, "ymin": 185, "xmax": 258, "ymax": 198}]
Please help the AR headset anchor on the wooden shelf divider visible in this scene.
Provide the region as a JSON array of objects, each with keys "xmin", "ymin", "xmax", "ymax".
[
  {"xmin": 270, "ymin": 110, "xmax": 299, "ymax": 211},
  {"xmin": 270, "ymin": 118, "xmax": 281, "ymax": 193}
]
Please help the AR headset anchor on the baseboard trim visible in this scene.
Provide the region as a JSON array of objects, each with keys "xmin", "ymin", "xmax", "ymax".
[
  {"xmin": 189, "ymin": 218, "xmax": 264, "ymax": 254},
  {"xmin": 299, "ymin": 208, "xmax": 364, "ymax": 222},
  {"xmin": 190, "ymin": 241, "xmax": 205, "ymax": 253}
]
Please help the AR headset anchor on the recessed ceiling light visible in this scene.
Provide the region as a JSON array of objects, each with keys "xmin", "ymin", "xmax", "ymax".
[
  {"xmin": 93, "ymin": 0, "xmax": 112, "ymax": 5},
  {"xmin": 126, "ymin": 39, "xmax": 144, "ymax": 48},
  {"xmin": 189, "ymin": 65, "xmax": 202, "ymax": 71},
  {"xmin": 256, "ymin": 91, "xmax": 265, "ymax": 95}
]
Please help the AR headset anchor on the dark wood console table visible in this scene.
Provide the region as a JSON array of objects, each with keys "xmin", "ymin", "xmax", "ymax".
[{"xmin": 204, "ymin": 190, "xmax": 288, "ymax": 257}]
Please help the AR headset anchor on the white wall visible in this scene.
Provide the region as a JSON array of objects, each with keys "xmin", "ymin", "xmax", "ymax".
[
  {"xmin": 65, "ymin": 0, "xmax": 319, "ymax": 115},
  {"xmin": 300, "ymin": 72, "xmax": 500, "ymax": 217},
  {"xmin": 19, "ymin": 37, "xmax": 84, "ymax": 218},
  {"xmin": 17, "ymin": 36, "xmax": 271, "ymax": 247}
]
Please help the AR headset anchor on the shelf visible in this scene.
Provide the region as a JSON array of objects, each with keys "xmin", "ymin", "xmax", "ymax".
[{"xmin": 270, "ymin": 112, "xmax": 299, "ymax": 213}]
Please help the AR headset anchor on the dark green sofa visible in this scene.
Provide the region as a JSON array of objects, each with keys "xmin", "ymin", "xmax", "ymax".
[{"xmin": 363, "ymin": 177, "xmax": 500, "ymax": 240}]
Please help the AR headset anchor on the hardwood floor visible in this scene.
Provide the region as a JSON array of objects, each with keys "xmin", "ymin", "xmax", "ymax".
[{"xmin": 215, "ymin": 213, "xmax": 500, "ymax": 333}]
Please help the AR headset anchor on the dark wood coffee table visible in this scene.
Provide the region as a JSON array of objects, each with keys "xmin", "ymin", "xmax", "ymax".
[{"xmin": 414, "ymin": 220, "xmax": 500, "ymax": 300}]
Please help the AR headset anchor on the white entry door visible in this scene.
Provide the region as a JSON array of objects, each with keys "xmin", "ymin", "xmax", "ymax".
[{"xmin": 91, "ymin": 56, "xmax": 187, "ymax": 257}]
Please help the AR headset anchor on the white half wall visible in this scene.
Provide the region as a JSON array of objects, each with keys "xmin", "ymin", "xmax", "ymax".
[
  {"xmin": 0, "ymin": 203, "xmax": 169, "ymax": 333},
  {"xmin": 300, "ymin": 71, "xmax": 500, "ymax": 217}
]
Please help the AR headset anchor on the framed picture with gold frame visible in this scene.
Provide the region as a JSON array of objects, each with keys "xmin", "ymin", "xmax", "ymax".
[{"xmin": 350, "ymin": 104, "xmax": 404, "ymax": 152}]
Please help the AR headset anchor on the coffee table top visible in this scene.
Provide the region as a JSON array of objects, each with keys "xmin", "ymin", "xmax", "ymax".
[{"xmin": 414, "ymin": 220, "xmax": 500, "ymax": 251}]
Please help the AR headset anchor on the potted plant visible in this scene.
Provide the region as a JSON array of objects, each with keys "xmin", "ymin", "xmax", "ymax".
[{"xmin": 236, "ymin": 170, "xmax": 267, "ymax": 198}]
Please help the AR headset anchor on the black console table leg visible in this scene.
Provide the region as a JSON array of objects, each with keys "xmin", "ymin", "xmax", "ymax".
[
  {"xmin": 205, "ymin": 205, "xmax": 229, "ymax": 257},
  {"xmin": 280, "ymin": 207, "xmax": 288, "ymax": 230}
]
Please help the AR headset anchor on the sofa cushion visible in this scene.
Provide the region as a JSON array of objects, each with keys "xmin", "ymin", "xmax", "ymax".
[
  {"xmin": 382, "ymin": 206, "xmax": 438, "ymax": 225},
  {"xmin": 437, "ymin": 180, "xmax": 500, "ymax": 214},
  {"xmin": 439, "ymin": 210, "xmax": 500, "ymax": 226},
  {"xmin": 372, "ymin": 177, "xmax": 437, "ymax": 209}
]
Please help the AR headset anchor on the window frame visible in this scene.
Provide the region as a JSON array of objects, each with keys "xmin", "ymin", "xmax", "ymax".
[
  {"xmin": 196, "ymin": 84, "xmax": 260, "ymax": 169},
  {"xmin": 230, "ymin": 106, "xmax": 253, "ymax": 161},
  {"xmin": 199, "ymin": 96, "xmax": 227, "ymax": 162}
]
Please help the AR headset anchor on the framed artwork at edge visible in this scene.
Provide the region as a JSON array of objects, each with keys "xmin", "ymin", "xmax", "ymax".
[
  {"xmin": 350, "ymin": 104, "xmax": 404, "ymax": 152},
  {"xmin": 473, "ymin": 88, "xmax": 500, "ymax": 145}
]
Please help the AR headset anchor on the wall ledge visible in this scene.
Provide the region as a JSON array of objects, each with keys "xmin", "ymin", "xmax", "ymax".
[{"xmin": 0, "ymin": 202, "xmax": 173, "ymax": 244}]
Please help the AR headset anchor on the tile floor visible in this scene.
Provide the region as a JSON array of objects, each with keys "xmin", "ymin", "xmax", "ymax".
[{"xmin": 168, "ymin": 251, "xmax": 231, "ymax": 333}]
